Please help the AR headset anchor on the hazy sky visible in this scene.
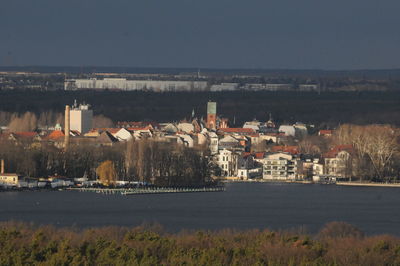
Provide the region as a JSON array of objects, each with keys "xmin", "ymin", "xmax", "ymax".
[{"xmin": 1, "ymin": 0, "xmax": 399, "ymax": 69}]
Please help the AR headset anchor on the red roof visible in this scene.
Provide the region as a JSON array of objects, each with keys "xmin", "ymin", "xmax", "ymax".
[
  {"xmin": 46, "ymin": 130, "xmax": 65, "ymax": 140},
  {"xmin": 219, "ymin": 128, "xmax": 255, "ymax": 134},
  {"xmin": 323, "ymin": 144, "xmax": 354, "ymax": 158},
  {"xmin": 272, "ymin": 145, "xmax": 299, "ymax": 155},
  {"xmin": 127, "ymin": 127, "xmax": 151, "ymax": 131},
  {"xmin": 13, "ymin": 132, "xmax": 38, "ymax": 138},
  {"xmin": 242, "ymin": 152, "xmax": 265, "ymax": 159},
  {"xmin": 254, "ymin": 152, "xmax": 265, "ymax": 159},
  {"xmin": 319, "ymin": 130, "xmax": 333, "ymax": 136}
]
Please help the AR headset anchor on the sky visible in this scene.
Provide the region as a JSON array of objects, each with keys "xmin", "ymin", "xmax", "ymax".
[{"xmin": 0, "ymin": 0, "xmax": 399, "ymax": 70}]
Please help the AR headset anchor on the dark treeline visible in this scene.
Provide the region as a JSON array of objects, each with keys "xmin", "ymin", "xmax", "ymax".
[
  {"xmin": 1, "ymin": 90, "xmax": 400, "ymax": 127},
  {"xmin": 0, "ymin": 221, "xmax": 399, "ymax": 265},
  {"xmin": 0, "ymin": 138, "xmax": 210, "ymax": 186}
]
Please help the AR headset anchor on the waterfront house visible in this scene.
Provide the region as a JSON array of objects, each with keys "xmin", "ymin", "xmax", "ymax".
[
  {"xmin": 215, "ymin": 149, "xmax": 239, "ymax": 177},
  {"xmin": 0, "ymin": 173, "xmax": 23, "ymax": 187},
  {"xmin": 0, "ymin": 159, "xmax": 23, "ymax": 187},
  {"xmin": 323, "ymin": 145, "xmax": 354, "ymax": 179},
  {"xmin": 262, "ymin": 152, "xmax": 302, "ymax": 180}
]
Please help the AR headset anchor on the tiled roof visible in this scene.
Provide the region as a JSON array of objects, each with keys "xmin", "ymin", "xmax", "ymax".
[
  {"xmin": 271, "ymin": 145, "xmax": 299, "ymax": 155},
  {"xmin": 46, "ymin": 130, "xmax": 65, "ymax": 140},
  {"xmin": 13, "ymin": 132, "xmax": 38, "ymax": 138},
  {"xmin": 323, "ymin": 144, "xmax": 354, "ymax": 158},
  {"xmin": 127, "ymin": 127, "xmax": 151, "ymax": 131},
  {"xmin": 219, "ymin": 128, "xmax": 255, "ymax": 134},
  {"xmin": 254, "ymin": 152, "xmax": 265, "ymax": 159},
  {"xmin": 319, "ymin": 130, "xmax": 333, "ymax": 135}
]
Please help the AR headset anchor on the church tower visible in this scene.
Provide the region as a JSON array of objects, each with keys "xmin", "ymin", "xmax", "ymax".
[{"xmin": 206, "ymin": 101, "xmax": 217, "ymax": 130}]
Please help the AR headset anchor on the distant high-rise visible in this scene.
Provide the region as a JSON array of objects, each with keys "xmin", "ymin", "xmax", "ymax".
[
  {"xmin": 206, "ymin": 101, "xmax": 217, "ymax": 130},
  {"xmin": 70, "ymin": 101, "xmax": 93, "ymax": 134}
]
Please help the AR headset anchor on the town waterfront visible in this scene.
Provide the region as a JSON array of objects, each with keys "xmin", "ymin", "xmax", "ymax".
[{"xmin": 0, "ymin": 182, "xmax": 399, "ymax": 236}]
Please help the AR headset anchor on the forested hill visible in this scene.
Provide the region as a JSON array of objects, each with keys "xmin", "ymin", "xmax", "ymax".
[{"xmin": 1, "ymin": 90, "xmax": 400, "ymax": 127}]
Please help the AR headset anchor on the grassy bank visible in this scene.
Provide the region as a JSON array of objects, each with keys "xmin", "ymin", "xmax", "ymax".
[{"xmin": 0, "ymin": 221, "xmax": 399, "ymax": 265}]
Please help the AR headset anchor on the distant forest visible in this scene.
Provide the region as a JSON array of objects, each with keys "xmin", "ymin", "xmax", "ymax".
[{"xmin": 1, "ymin": 90, "xmax": 400, "ymax": 128}]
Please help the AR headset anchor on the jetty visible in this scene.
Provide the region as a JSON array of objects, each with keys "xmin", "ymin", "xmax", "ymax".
[{"xmin": 68, "ymin": 186, "xmax": 225, "ymax": 195}]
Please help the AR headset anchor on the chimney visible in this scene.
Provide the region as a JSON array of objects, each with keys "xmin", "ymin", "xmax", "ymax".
[
  {"xmin": 1, "ymin": 159, "xmax": 4, "ymax": 174},
  {"xmin": 65, "ymin": 105, "xmax": 70, "ymax": 149}
]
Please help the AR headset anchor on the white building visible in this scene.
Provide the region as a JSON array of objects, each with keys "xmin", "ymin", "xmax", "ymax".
[
  {"xmin": 210, "ymin": 83, "xmax": 239, "ymax": 92},
  {"xmin": 65, "ymin": 78, "xmax": 208, "ymax": 92},
  {"xmin": 113, "ymin": 128, "xmax": 133, "ymax": 142},
  {"xmin": 262, "ymin": 152, "xmax": 302, "ymax": 180},
  {"xmin": 177, "ymin": 123, "xmax": 194, "ymax": 134},
  {"xmin": 215, "ymin": 149, "xmax": 239, "ymax": 177},
  {"xmin": 324, "ymin": 150, "xmax": 352, "ymax": 179},
  {"xmin": 70, "ymin": 103, "xmax": 93, "ymax": 134},
  {"xmin": 208, "ymin": 132, "xmax": 219, "ymax": 155},
  {"xmin": 279, "ymin": 125, "xmax": 296, "ymax": 137},
  {"xmin": 243, "ymin": 120, "xmax": 261, "ymax": 132},
  {"xmin": 293, "ymin": 122, "xmax": 308, "ymax": 138}
]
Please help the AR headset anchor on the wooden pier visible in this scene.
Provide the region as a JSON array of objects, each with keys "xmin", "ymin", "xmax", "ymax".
[{"xmin": 68, "ymin": 186, "xmax": 225, "ymax": 195}]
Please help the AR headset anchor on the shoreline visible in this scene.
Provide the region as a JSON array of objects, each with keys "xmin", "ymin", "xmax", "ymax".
[
  {"xmin": 222, "ymin": 179, "xmax": 400, "ymax": 188},
  {"xmin": 336, "ymin": 182, "xmax": 400, "ymax": 188}
]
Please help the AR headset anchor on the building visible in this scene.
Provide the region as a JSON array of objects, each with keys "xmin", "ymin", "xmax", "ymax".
[
  {"xmin": 244, "ymin": 83, "xmax": 294, "ymax": 91},
  {"xmin": 278, "ymin": 125, "xmax": 296, "ymax": 137},
  {"xmin": 324, "ymin": 145, "xmax": 353, "ymax": 179},
  {"xmin": 237, "ymin": 154, "xmax": 262, "ymax": 180},
  {"xmin": 0, "ymin": 159, "xmax": 22, "ymax": 187},
  {"xmin": 298, "ymin": 84, "xmax": 319, "ymax": 91},
  {"xmin": 210, "ymin": 83, "xmax": 239, "ymax": 92},
  {"xmin": 215, "ymin": 149, "xmax": 239, "ymax": 177},
  {"xmin": 218, "ymin": 128, "xmax": 255, "ymax": 136},
  {"xmin": 318, "ymin": 130, "xmax": 333, "ymax": 137},
  {"xmin": 70, "ymin": 101, "xmax": 93, "ymax": 134},
  {"xmin": 65, "ymin": 78, "xmax": 208, "ymax": 92},
  {"xmin": 208, "ymin": 131, "xmax": 219, "ymax": 155},
  {"xmin": 207, "ymin": 101, "xmax": 217, "ymax": 130},
  {"xmin": 262, "ymin": 152, "xmax": 302, "ymax": 180}
]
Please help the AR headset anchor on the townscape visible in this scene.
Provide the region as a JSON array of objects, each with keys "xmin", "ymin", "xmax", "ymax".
[
  {"xmin": 1, "ymin": 96, "xmax": 399, "ymax": 190},
  {"xmin": 2, "ymin": 1, "xmax": 400, "ymax": 264}
]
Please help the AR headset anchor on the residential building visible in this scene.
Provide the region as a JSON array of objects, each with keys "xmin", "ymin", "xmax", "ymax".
[
  {"xmin": 208, "ymin": 132, "xmax": 219, "ymax": 155},
  {"xmin": 323, "ymin": 145, "xmax": 353, "ymax": 179},
  {"xmin": 279, "ymin": 125, "xmax": 296, "ymax": 137},
  {"xmin": 215, "ymin": 149, "xmax": 239, "ymax": 177},
  {"xmin": 262, "ymin": 152, "xmax": 302, "ymax": 180}
]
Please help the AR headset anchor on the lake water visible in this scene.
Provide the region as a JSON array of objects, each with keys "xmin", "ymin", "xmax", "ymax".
[{"xmin": 0, "ymin": 183, "xmax": 399, "ymax": 235}]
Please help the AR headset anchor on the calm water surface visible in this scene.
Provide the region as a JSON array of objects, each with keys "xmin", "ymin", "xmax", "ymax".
[{"xmin": 0, "ymin": 183, "xmax": 399, "ymax": 235}]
